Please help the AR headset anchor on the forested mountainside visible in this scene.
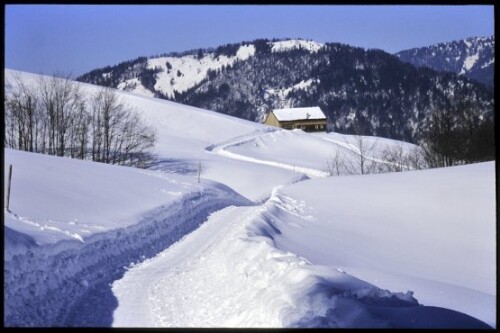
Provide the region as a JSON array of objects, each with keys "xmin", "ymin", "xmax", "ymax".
[
  {"xmin": 77, "ymin": 38, "xmax": 493, "ymax": 143},
  {"xmin": 396, "ymin": 36, "xmax": 494, "ymax": 89}
]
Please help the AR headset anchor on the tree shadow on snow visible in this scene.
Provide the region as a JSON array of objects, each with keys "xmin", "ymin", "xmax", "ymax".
[{"xmin": 147, "ymin": 158, "xmax": 198, "ymax": 175}]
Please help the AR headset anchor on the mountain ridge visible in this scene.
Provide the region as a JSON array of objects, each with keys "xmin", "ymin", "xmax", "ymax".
[
  {"xmin": 76, "ymin": 37, "xmax": 494, "ymax": 143},
  {"xmin": 395, "ymin": 35, "xmax": 494, "ymax": 88}
]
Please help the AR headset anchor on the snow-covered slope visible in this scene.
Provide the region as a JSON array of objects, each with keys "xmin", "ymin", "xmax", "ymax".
[
  {"xmin": 4, "ymin": 149, "xmax": 212, "ymax": 246},
  {"xmin": 3, "ymin": 148, "xmax": 253, "ymax": 326},
  {"xmin": 147, "ymin": 44, "xmax": 256, "ymax": 98},
  {"xmin": 137, "ymin": 39, "xmax": 324, "ymax": 99},
  {"xmin": 83, "ymin": 39, "xmax": 323, "ymax": 99},
  {"xmin": 268, "ymin": 162, "xmax": 496, "ymax": 326},
  {"xmin": 4, "ymin": 70, "xmax": 495, "ymax": 328},
  {"xmin": 113, "ymin": 162, "xmax": 495, "ymax": 328}
]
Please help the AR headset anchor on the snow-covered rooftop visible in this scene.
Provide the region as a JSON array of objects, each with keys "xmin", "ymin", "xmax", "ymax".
[{"xmin": 272, "ymin": 106, "xmax": 326, "ymax": 122}]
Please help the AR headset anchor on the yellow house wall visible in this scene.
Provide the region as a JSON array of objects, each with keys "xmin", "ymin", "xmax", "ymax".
[{"xmin": 263, "ymin": 112, "xmax": 281, "ymax": 127}]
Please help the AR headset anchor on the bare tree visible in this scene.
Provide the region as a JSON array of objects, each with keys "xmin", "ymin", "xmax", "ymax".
[
  {"xmin": 353, "ymin": 134, "xmax": 379, "ymax": 175},
  {"xmin": 324, "ymin": 134, "xmax": 379, "ymax": 176},
  {"xmin": 118, "ymin": 110, "xmax": 156, "ymax": 167},
  {"xmin": 38, "ymin": 74, "xmax": 57, "ymax": 155},
  {"xmin": 325, "ymin": 146, "xmax": 345, "ymax": 176},
  {"xmin": 6, "ymin": 72, "xmax": 156, "ymax": 168},
  {"xmin": 36, "ymin": 73, "xmax": 83, "ymax": 157},
  {"xmin": 406, "ymin": 146, "xmax": 428, "ymax": 171},
  {"xmin": 89, "ymin": 88, "xmax": 156, "ymax": 166},
  {"xmin": 325, "ymin": 134, "xmax": 431, "ymax": 176},
  {"xmin": 379, "ymin": 143, "xmax": 406, "ymax": 173},
  {"xmin": 68, "ymin": 97, "xmax": 90, "ymax": 159},
  {"xmin": 4, "ymin": 73, "xmax": 40, "ymax": 153}
]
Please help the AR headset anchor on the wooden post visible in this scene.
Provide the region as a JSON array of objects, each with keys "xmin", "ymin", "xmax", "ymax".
[
  {"xmin": 6, "ymin": 164, "xmax": 12, "ymax": 212},
  {"xmin": 197, "ymin": 161, "xmax": 201, "ymax": 184}
]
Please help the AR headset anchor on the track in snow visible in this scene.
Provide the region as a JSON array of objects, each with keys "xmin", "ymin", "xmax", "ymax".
[
  {"xmin": 206, "ymin": 129, "xmax": 329, "ymax": 178},
  {"xmin": 112, "ymin": 205, "xmax": 289, "ymax": 327},
  {"xmin": 111, "ymin": 187, "xmax": 492, "ymax": 329}
]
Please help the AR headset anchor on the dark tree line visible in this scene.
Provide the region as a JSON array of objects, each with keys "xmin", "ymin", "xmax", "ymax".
[
  {"xmin": 5, "ymin": 73, "xmax": 156, "ymax": 167},
  {"xmin": 420, "ymin": 103, "xmax": 495, "ymax": 167}
]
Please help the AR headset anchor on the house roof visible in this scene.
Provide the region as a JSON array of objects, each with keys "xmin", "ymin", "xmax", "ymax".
[{"xmin": 272, "ymin": 106, "xmax": 326, "ymax": 122}]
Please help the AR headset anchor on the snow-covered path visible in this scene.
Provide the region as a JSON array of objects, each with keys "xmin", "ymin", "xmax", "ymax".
[
  {"xmin": 206, "ymin": 130, "xmax": 330, "ymax": 179},
  {"xmin": 113, "ymin": 205, "xmax": 291, "ymax": 327},
  {"xmin": 112, "ymin": 172, "xmax": 495, "ymax": 328}
]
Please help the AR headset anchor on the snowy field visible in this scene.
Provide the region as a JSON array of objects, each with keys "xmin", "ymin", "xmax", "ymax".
[{"xmin": 4, "ymin": 69, "xmax": 496, "ymax": 328}]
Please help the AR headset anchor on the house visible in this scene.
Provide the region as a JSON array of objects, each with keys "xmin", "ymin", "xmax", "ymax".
[{"xmin": 263, "ymin": 106, "xmax": 327, "ymax": 132}]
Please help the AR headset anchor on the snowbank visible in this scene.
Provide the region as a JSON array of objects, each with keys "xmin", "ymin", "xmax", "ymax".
[
  {"xmin": 4, "ymin": 148, "xmax": 207, "ymax": 247},
  {"xmin": 269, "ymin": 162, "xmax": 496, "ymax": 327},
  {"xmin": 113, "ymin": 183, "xmax": 491, "ymax": 328},
  {"xmin": 4, "ymin": 149, "xmax": 252, "ymax": 326}
]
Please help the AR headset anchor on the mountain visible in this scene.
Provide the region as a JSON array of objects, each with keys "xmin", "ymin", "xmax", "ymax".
[
  {"xmin": 77, "ymin": 38, "xmax": 493, "ymax": 143},
  {"xmin": 395, "ymin": 36, "xmax": 494, "ymax": 89}
]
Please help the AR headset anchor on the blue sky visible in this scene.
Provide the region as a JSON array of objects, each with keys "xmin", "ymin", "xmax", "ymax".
[{"xmin": 5, "ymin": 5, "xmax": 494, "ymax": 77}]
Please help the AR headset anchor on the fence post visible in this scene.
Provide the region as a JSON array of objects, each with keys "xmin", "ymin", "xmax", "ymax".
[
  {"xmin": 6, "ymin": 164, "xmax": 12, "ymax": 212},
  {"xmin": 198, "ymin": 161, "xmax": 201, "ymax": 184}
]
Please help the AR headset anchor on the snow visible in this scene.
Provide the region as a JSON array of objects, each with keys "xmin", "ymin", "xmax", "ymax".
[
  {"xmin": 118, "ymin": 39, "xmax": 326, "ymax": 99},
  {"xmin": 268, "ymin": 162, "xmax": 496, "ymax": 327},
  {"xmin": 460, "ymin": 53, "xmax": 480, "ymax": 74},
  {"xmin": 117, "ymin": 77, "xmax": 155, "ymax": 97},
  {"xmin": 481, "ymin": 57, "xmax": 494, "ymax": 69},
  {"xmin": 147, "ymin": 44, "xmax": 255, "ymax": 98},
  {"xmin": 235, "ymin": 44, "xmax": 256, "ymax": 60},
  {"xmin": 272, "ymin": 106, "xmax": 326, "ymax": 121},
  {"xmin": 113, "ymin": 162, "xmax": 494, "ymax": 328},
  {"xmin": 265, "ymin": 79, "xmax": 318, "ymax": 103},
  {"xmin": 4, "ymin": 69, "xmax": 495, "ymax": 328},
  {"xmin": 113, "ymin": 204, "xmax": 421, "ymax": 328},
  {"xmin": 271, "ymin": 39, "xmax": 324, "ymax": 53},
  {"xmin": 3, "ymin": 149, "xmax": 207, "ymax": 246}
]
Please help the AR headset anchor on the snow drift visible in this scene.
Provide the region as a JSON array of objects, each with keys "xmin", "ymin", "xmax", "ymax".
[
  {"xmin": 4, "ymin": 149, "xmax": 252, "ymax": 326},
  {"xmin": 268, "ymin": 162, "xmax": 496, "ymax": 327},
  {"xmin": 113, "ymin": 176, "xmax": 492, "ymax": 328}
]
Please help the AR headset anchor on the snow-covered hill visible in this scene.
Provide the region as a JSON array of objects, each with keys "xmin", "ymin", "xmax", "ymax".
[
  {"xmin": 4, "ymin": 70, "xmax": 495, "ymax": 328},
  {"xmin": 113, "ymin": 161, "xmax": 495, "ymax": 328},
  {"xmin": 396, "ymin": 36, "xmax": 494, "ymax": 88}
]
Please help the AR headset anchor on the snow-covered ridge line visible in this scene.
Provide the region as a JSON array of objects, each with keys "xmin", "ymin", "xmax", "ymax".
[
  {"xmin": 271, "ymin": 39, "xmax": 325, "ymax": 53},
  {"xmin": 4, "ymin": 187, "xmax": 252, "ymax": 327}
]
